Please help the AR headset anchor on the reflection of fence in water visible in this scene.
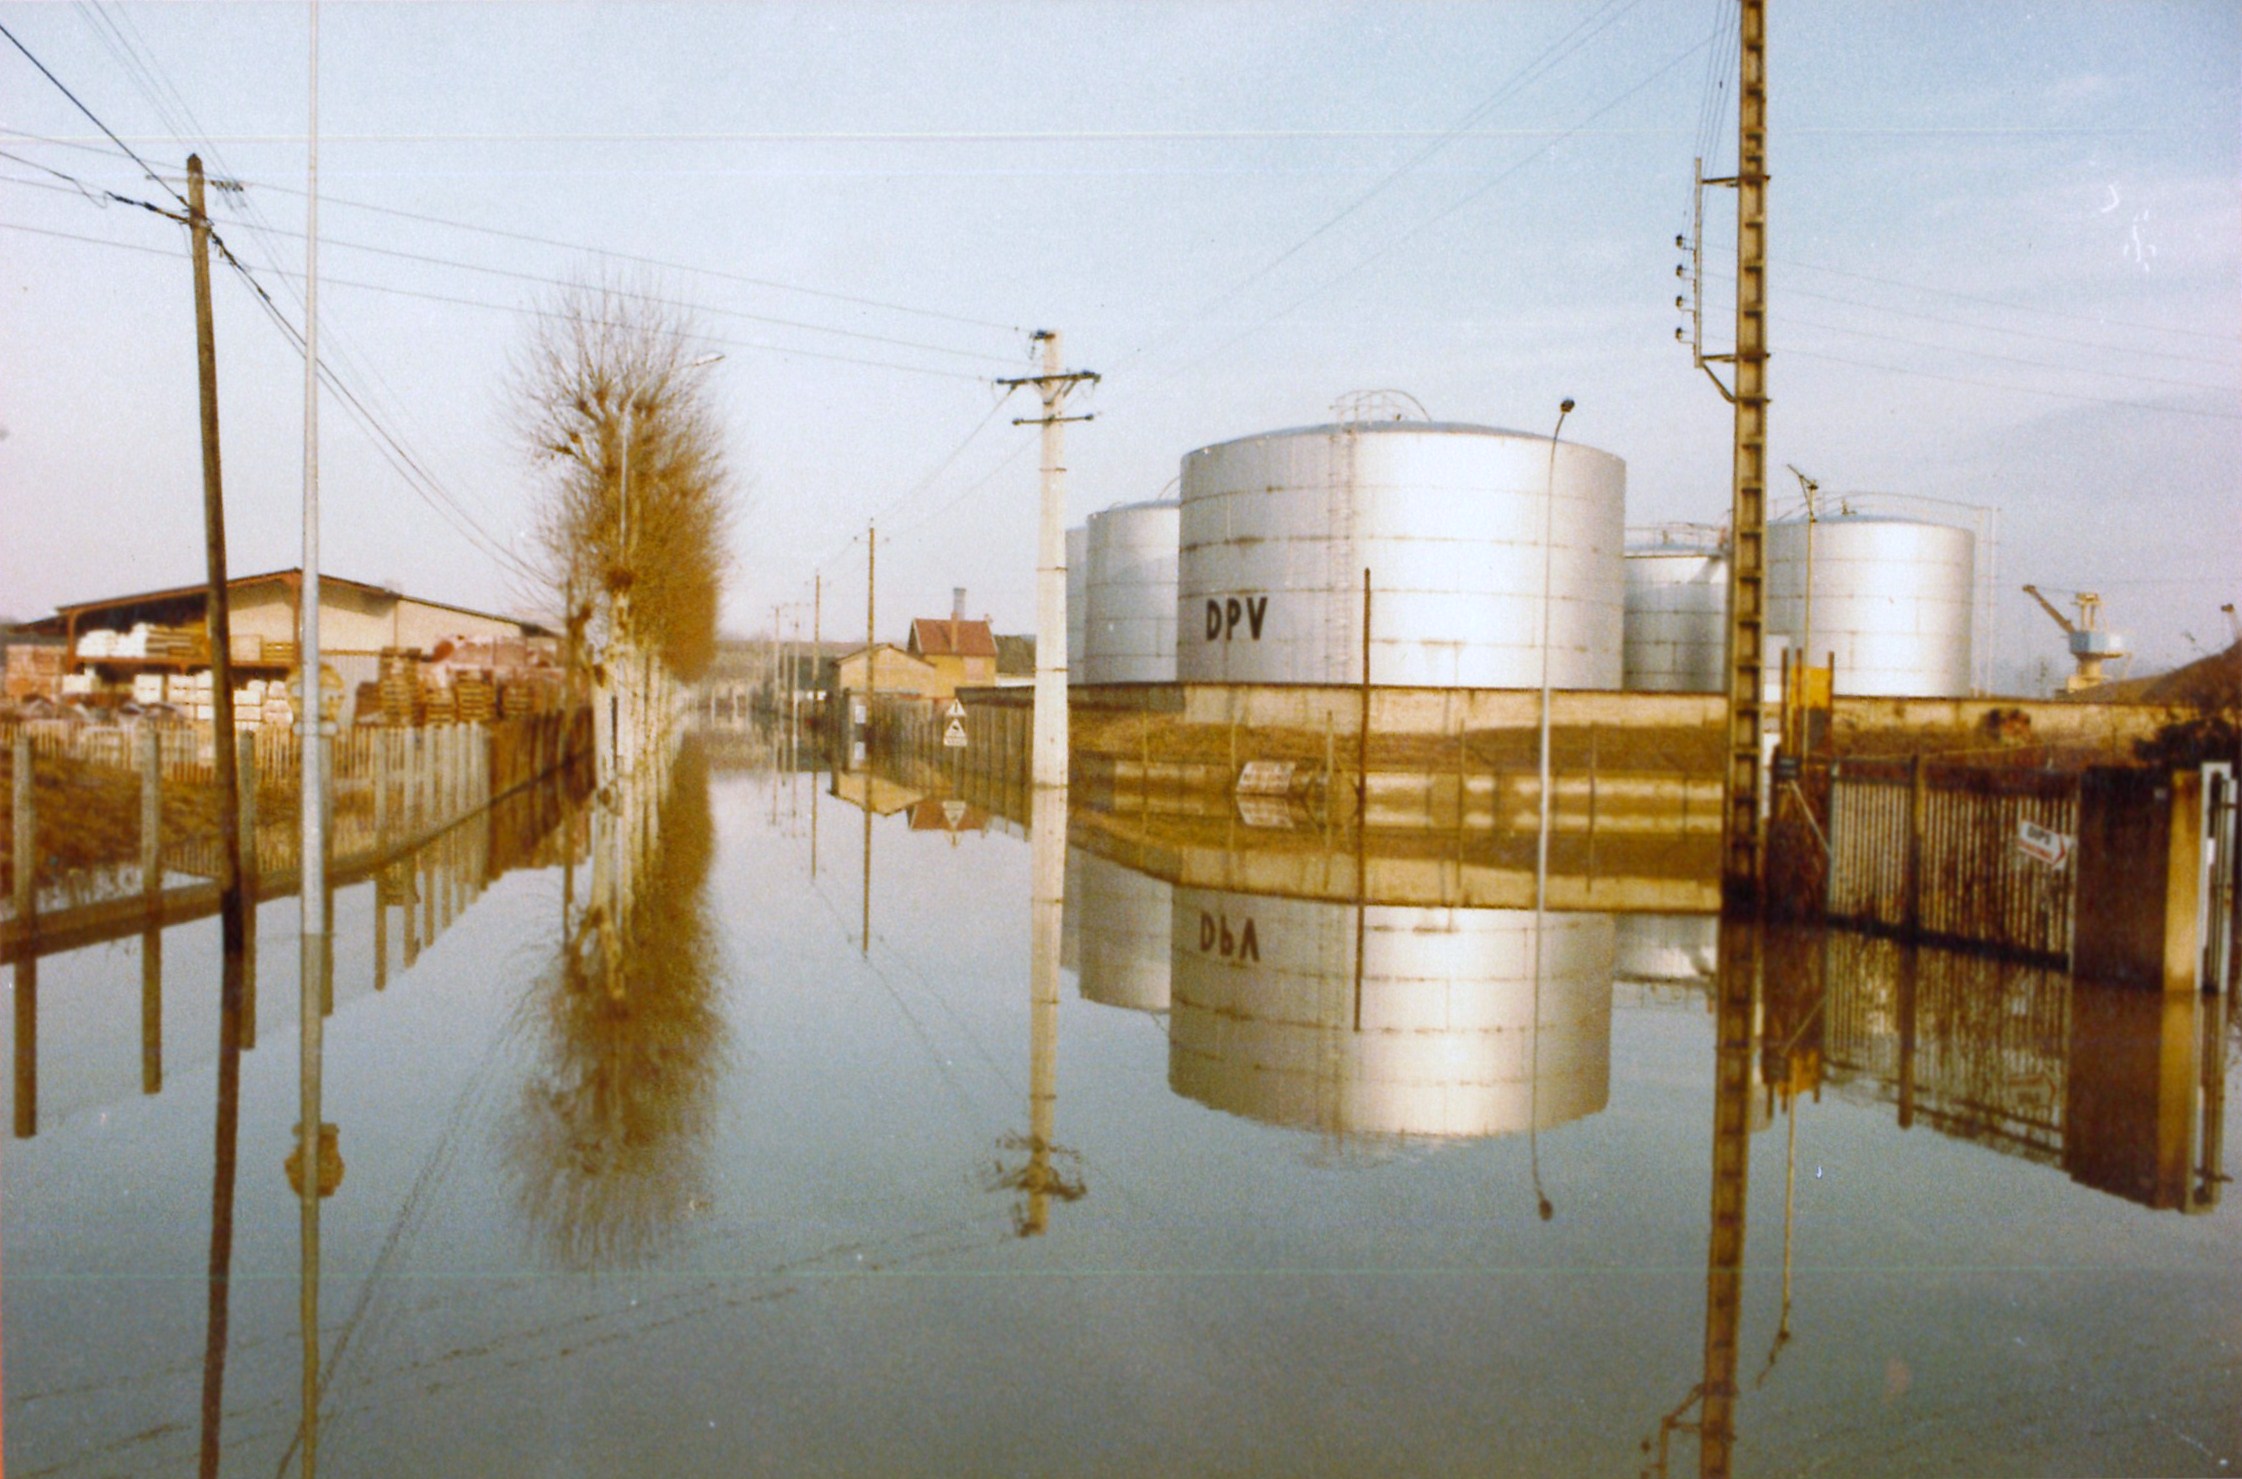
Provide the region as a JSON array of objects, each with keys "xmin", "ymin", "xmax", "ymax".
[
  {"xmin": 5, "ymin": 711, "xmax": 585, "ymax": 925},
  {"xmin": 1822, "ymin": 932, "xmax": 2070, "ymax": 1162}
]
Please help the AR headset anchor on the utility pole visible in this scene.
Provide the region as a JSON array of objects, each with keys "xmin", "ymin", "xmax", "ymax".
[
  {"xmin": 1681, "ymin": 0, "xmax": 1769, "ymax": 909},
  {"xmin": 187, "ymin": 155, "xmax": 246, "ymax": 961},
  {"xmin": 998, "ymin": 331, "xmax": 1098, "ymax": 791},
  {"xmin": 1723, "ymin": 0, "xmax": 1769, "ymax": 910}
]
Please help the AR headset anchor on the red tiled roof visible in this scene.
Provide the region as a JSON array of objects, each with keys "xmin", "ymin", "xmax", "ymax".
[{"xmin": 909, "ymin": 617, "xmax": 998, "ymax": 660}]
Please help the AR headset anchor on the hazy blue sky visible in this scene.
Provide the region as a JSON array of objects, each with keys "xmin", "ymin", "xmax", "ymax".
[{"xmin": 2, "ymin": 1, "xmax": 2235, "ymax": 682}]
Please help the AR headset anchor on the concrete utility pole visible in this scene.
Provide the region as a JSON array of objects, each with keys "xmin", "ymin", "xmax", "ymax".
[
  {"xmin": 186, "ymin": 155, "xmax": 246, "ymax": 960},
  {"xmin": 1685, "ymin": 0, "xmax": 1770, "ymax": 908},
  {"xmin": 294, "ymin": 8, "xmax": 327, "ymax": 1474},
  {"xmin": 998, "ymin": 331, "xmax": 1098, "ymax": 791},
  {"xmin": 1721, "ymin": 0, "xmax": 1769, "ymax": 909}
]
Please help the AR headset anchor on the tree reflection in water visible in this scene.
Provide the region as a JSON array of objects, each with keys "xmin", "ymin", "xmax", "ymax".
[{"xmin": 507, "ymin": 740, "xmax": 729, "ymax": 1269}]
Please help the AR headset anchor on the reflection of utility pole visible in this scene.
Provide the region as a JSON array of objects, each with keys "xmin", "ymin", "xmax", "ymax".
[
  {"xmin": 997, "ymin": 332, "xmax": 1098, "ymax": 790},
  {"xmin": 1699, "ymin": 918, "xmax": 1759, "ymax": 1477}
]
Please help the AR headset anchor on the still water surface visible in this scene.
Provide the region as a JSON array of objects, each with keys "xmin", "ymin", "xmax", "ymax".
[{"xmin": 5, "ymin": 741, "xmax": 2236, "ymax": 1476}]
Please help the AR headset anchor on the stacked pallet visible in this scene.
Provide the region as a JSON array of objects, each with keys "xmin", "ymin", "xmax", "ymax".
[
  {"xmin": 377, "ymin": 648, "xmax": 419, "ymax": 725},
  {"xmin": 499, "ymin": 682, "xmax": 537, "ymax": 718},
  {"xmin": 422, "ymin": 685, "xmax": 458, "ymax": 725},
  {"xmin": 263, "ymin": 638, "xmax": 300, "ymax": 666},
  {"xmin": 455, "ymin": 674, "xmax": 497, "ymax": 723}
]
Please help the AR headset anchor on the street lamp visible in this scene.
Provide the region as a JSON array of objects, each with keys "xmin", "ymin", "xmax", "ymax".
[{"xmin": 1530, "ymin": 395, "xmax": 1574, "ymax": 1224}]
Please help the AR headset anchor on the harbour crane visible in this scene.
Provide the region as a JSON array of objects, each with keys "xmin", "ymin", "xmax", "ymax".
[{"xmin": 2021, "ymin": 584, "xmax": 2127, "ymax": 692}]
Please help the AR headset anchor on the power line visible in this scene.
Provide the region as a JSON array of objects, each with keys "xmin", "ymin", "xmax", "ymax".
[
  {"xmin": 1774, "ymin": 311, "xmax": 2237, "ymax": 396},
  {"xmin": 0, "ymin": 124, "xmax": 1025, "ymax": 338},
  {"xmin": 1777, "ymin": 255, "xmax": 2242, "ymax": 345},
  {"xmin": 1114, "ymin": 0, "xmax": 1648, "ymax": 380},
  {"xmin": 1120, "ymin": 31, "xmax": 1713, "ymax": 408},
  {"xmin": 0, "ymin": 208, "xmax": 997, "ymax": 384},
  {"xmin": 1695, "ymin": 263, "xmax": 2240, "ymax": 368},
  {"xmin": 1783, "ymin": 347, "xmax": 2242, "ymax": 421},
  {"xmin": 0, "ymin": 15, "xmax": 184, "ymax": 208},
  {"xmin": 0, "ymin": 167, "xmax": 1013, "ymax": 367}
]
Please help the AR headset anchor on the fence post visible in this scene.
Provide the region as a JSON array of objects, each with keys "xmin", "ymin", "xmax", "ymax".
[
  {"xmin": 140, "ymin": 725, "xmax": 162, "ymax": 896},
  {"xmin": 237, "ymin": 731, "xmax": 258, "ymax": 892},
  {"xmin": 12, "ymin": 732, "xmax": 34, "ymax": 924},
  {"xmin": 1905, "ymin": 753, "xmax": 1928, "ymax": 939}
]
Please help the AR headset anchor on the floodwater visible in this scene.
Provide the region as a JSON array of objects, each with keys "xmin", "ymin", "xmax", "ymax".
[{"xmin": 5, "ymin": 735, "xmax": 2236, "ymax": 1477}]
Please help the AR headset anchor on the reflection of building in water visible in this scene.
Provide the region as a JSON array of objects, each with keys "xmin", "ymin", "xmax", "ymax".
[
  {"xmin": 1073, "ymin": 850, "xmax": 1172, "ymax": 1013},
  {"xmin": 1819, "ymin": 932, "xmax": 2224, "ymax": 1212},
  {"xmin": 1168, "ymin": 887, "xmax": 1614, "ymax": 1139},
  {"xmin": 1615, "ymin": 913, "xmax": 1718, "ymax": 983}
]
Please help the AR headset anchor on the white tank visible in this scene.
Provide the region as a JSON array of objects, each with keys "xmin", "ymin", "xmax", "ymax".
[
  {"xmin": 1081, "ymin": 500, "xmax": 1180, "ymax": 685},
  {"xmin": 1769, "ymin": 513, "xmax": 1975, "ymax": 698},
  {"xmin": 1614, "ymin": 914, "xmax": 1719, "ymax": 983},
  {"xmin": 1177, "ymin": 421, "xmax": 1626, "ymax": 689},
  {"xmin": 1074, "ymin": 853, "xmax": 1173, "ymax": 1012},
  {"xmin": 1167, "ymin": 889, "xmax": 1615, "ymax": 1139},
  {"xmin": 1623, "ymin": 524, "xmax": 1729, "ymax": 693},
  {"xmin": 1064, "ymin": 525, "xmax": 1088, "ymax": 681}
]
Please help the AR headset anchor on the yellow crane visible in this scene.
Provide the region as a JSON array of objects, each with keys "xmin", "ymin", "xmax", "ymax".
[{"xmin": 2021, "ymin": 584, "xmax": 2126, "ymax": 692}]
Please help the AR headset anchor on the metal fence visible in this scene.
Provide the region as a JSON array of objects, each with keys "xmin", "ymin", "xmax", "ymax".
[{"xmin": 1823, "ymin": 756, "xmax": 2078, "ymax": 962}]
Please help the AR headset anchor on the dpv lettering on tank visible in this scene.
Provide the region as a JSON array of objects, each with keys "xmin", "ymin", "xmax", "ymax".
[
  {"xmin": 1204, "ymin": 595, "xmax": 1269, "ymax": 642},
  {"xmin": 1197, "ymin": 910, "xmax": 1260, "ymax": 962}
]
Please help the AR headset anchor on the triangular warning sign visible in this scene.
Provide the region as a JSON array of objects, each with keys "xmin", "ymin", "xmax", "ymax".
[
  {"xmin": 943, "ymin": 717, "xmax": 968, "ymax": 747},
  {"xmin": 945, "ymin": 698, "xmax": 968, "ymax": 720},
  {"xmin": 942, "ymin": 799, "xmax": 967, "ymax": 827}
]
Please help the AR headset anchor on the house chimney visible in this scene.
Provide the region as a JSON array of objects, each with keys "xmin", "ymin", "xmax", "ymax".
[{"xmin": 952, "ymin": 587, "xmax": 967, "ymax": 621}]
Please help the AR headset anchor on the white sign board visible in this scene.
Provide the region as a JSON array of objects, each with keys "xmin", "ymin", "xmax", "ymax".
[
  {"xmin": 1236, "ymin": 760, "xmax": 1295, "ymax": 796},
  {"xmin": 945, "ymin": 698, "xmax": 968, "ymax": 720},
  {"xmin": 941, "ymin": 799, "xmax": 967, "ymax": 828},
  {"xmin": 2016, "ymin": 819, "xmax": 2073, "ymax": 868},
  {"xmin": 943, "ymin": 718, "xmax": 968, "ymax": 748}
]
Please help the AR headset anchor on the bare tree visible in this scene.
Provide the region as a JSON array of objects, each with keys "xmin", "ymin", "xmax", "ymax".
[{"xmin": 513, "ymin": 276, "xmax": 733, "ymax": 685}]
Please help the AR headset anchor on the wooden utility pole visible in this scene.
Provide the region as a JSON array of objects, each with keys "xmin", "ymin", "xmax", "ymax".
[
  {"xmin": 187, "ymin": 155, "xmax": 246, "ymax": 959},
  {"xmin": 998, "ymin": 332, "xmax": 1098, "ymax": 791}
]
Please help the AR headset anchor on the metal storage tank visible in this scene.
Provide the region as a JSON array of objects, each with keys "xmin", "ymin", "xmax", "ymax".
[
  {"xmin": 1080, "ymin": 500, "xmax": 1179, "ymax": 685},
  {"xmin": 1622, "ymin": 524, "xmax": 1729, "ymax": 693},
  {"xmin": 1768, "ymin": 513, "xmax": 1975, "ymax": 698},
  {"xmin": 1614, "ymin": 914, "xmax": 1718, "ymax": 983},
  {"xmin": 1074, "ymin": 852, "xmax": 1173, "ymax": 1013},
  {"xmin": 1167, "ymin": 889, "xmax": 1614, "ymax": 1139},
  {"xmin": 1177, "ymin": 420, "xmax": 1626, "ymax": 689},
  {"xmin": 1064, "ymin": 525, "xmax": 1088, "ymax": 682}
]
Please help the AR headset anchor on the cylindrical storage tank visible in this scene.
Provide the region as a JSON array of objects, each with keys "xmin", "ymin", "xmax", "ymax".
[
  {"xmin": 1081, "ymin": 500, "xmax": 1179, "ymax": 685},
  {"xmin": 1064, "ymin": 525, "xmax": 1089, "ymax": 682},
  {"xmin": 1622, "ymin": 526, "xmax": 1729, "ymax": 693},
  {"xmin": 1768, "ymin": 513, "xmax": 1974, "ymax": 698},
  {"xmin": 1167, "ymin": 889, "xmax": 1614, "ymax": 1140},
  {"xmin": 1074, "ymin": 853, "xmax": 1173, "ymax": 1012},
  {"xmin": 1614, "ymin": 914, "xmax": 1719, "ymax": 983},
  {"xmin": 1177, "ymin": 421, "xmax": 1625, "ymax": 689}
]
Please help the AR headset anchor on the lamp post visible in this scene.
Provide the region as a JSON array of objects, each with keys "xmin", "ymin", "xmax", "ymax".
[{"xmin": 1529, "ymin": 395, "xmax": 1573, "ymax": 1224}]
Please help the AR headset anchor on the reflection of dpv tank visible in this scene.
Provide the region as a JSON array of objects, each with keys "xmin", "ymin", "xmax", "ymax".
[
  {"xmin": 1178, "ymin": 420, "xmax": 1626, "ymax": 689},
  {"xmin": 1072, "ymin": 851, "xmax": 1174, "ymax": 1012},
  {"xmin": 1168, "ymin": 888, "xmax": 1615, "ymax": 1139}
]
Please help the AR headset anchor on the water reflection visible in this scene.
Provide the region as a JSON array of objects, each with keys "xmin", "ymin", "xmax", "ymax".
[
  {"xmin": 1168, "ymin": 889, "xmax": 1615, "ymax": 1144},
  {"xmin": 507, "ymin": 740, "xmax": 728, "ymax": 1269}
]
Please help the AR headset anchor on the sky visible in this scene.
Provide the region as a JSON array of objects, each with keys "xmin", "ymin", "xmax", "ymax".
[{"xmin": 0, "ymin": 1, "xmax": 2235, "ymax": 688}]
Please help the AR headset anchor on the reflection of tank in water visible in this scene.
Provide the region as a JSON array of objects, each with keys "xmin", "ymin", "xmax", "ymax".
[
  {"xmin": 1074, "ymin": 851, "xmax": 1173, "ymax": 1012},
  {"xmin": 1168, "ymin": 888, "xmax": 1614, "ymax": 1139},
  {"xmin": 1614, "ymin": 914, "xmax": 1719, "ymax": 983}
]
